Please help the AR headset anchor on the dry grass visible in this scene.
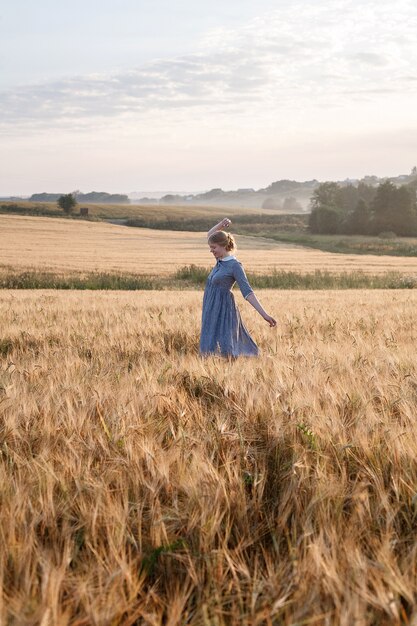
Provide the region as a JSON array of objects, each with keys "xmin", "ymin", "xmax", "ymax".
[
  {"xmin": 4, "ymin": 214, "xmax": 417, "ymax": 278},
  {"xmin": 1, "ymin": 289, "xmax": 417, "ymax": 624}
]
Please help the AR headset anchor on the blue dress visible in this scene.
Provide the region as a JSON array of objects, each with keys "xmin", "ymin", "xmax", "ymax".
[{"xmin": 199, "ymin": 256, "xmax": 259, "ymax": 357}]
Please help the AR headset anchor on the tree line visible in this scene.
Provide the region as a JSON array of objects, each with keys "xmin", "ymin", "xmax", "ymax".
[
  {"xmin": 309, "ymin": 179, "xmax": 417, "ymax": 236},
  {"xmin": 31, "ymin": 191, "xmax": 129, "ymax": 204}
]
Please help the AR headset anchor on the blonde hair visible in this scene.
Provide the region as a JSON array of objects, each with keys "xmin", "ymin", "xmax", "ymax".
[{"xmin": 208, "ymin": 230, "xmax": 236, "ymax": 252}]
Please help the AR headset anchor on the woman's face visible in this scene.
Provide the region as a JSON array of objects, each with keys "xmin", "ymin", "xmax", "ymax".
[{"xmin": 209, "ymin": 242, "xmax": 227, "ymax": 259}]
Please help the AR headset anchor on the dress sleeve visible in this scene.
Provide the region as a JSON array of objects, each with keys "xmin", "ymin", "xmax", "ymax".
[{"xmin": 232, "ymin": 261, "xmax": 254, "ymax": 299}]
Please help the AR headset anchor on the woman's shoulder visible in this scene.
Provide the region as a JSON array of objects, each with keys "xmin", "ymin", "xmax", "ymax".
[
  {"xmin": 227, "ymin": 257, "xmax": 246, "ymax": 273},
  {"xmin": 222, "ymin": 256, "xmax": 242, "ymax": 268}
]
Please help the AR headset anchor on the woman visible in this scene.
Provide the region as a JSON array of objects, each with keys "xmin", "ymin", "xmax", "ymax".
[{"xmin": 199, "ymin": 217, "xmax": 276, "ymax": 357}]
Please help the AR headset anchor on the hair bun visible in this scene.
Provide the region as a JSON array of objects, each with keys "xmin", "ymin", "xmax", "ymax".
[{"xmin": 225, "ymin": 232, "xmax": 235, "ymax": 251}]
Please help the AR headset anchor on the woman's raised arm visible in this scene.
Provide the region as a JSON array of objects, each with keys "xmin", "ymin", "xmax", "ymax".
[{"xmin": 207, "ymin": 217, "xmax": 231, "ymax": 239}]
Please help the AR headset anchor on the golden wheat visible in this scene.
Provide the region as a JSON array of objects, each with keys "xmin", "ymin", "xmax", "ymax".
[
  {"xmin": 1, "ymin": 288, "xmax": 417, "ymax": 624},
  {"xmin": 4, "ymin": 214, "xmax": 417, "ymax": 277}
]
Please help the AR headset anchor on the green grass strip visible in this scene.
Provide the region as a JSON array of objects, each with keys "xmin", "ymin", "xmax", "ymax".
[
  {"xmin": 0, "ymin": 271, "xmax": 156, "ymax": 290},
  {"xmin": 175, "ymin": 265, "xmax": 417, "ymax": 289},
  {"xmin": 1, "ymin": 266, "xmax": 416, "ymax": 290}
]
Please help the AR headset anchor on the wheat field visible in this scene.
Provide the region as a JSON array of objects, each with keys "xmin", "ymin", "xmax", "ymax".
[
  {"xmin": 1, "ymin": 288, "xmax": 417, "ymax": 625},
  {"xmin": 4, "ymin": 214, "xmax": 417, "ymax": 277}
]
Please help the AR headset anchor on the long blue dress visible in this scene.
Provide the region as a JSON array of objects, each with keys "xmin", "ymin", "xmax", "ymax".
[{"xmin": 199, "ymin": 256, "xmax": 259, "ymax": 357}]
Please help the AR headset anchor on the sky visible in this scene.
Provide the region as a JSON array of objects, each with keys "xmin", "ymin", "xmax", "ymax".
[{"xmin": 1, "ymin": 0, "xmax": 417, "ymax": 195}]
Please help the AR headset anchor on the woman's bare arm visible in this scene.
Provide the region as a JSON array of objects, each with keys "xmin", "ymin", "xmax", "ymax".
[
  {"xmin": 207, "ymin": 217, "xmax": 231, "ymax": 239},
  {"xmin": 246, "ymin": 292, "xmax": 277, "ymax": 327}
]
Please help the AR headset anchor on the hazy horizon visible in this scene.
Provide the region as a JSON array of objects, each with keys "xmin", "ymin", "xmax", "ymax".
[
  {"xmin": 2, "ymin": 167, "xmax": 415, "ymax": 200},
  {"xmin": 1, "ymin": 0, "xmax": 417, "ymax": 196}
]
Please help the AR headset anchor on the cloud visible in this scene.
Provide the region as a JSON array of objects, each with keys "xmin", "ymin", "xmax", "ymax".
[
  {"xmin": 351, "ymin": 53, "xmax": 389, "ymax": 67},
  {"xmin": 1, "ymin": 0, "xmax": 417, "ymax": 134}
]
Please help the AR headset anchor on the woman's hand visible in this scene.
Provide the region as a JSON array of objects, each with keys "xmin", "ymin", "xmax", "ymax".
[
  {"xmin": 220, "ymin": 217, "xmax": 231, "ymax": 229},
  {"xmin": 207, "ymin": 217, "xmax": 232, "ymax": 239},
  {"xmin": 263, "ymin": 314, "xmax": 277, "ymax": 327}
]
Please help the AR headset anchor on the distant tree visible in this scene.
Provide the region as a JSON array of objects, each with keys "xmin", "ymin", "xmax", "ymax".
[
  {"xmin": 346, "ymin": 199, "xmax": 371, "ymax": 234},
  {"xmin": 80, "ymin": 191, "xmax": 129, "ymax": 203},
  {"xmin": 371, "ymin": 181, "xmax": 417, "ymax": 235},
  {"xmin": 393, "ymin": 185, "xmax": 417, "ymax": 235},
  {"xmin": 309, "ymin": 205, "xmax": 341, "ymax": 234},
  {"xmin": 408, "ymin": 177, "xmax": 417, "ymax": 195},
  {"xmin": 264, "ymin": 179, "xmax": 318, "ymax": 194},
  {"xmin": 357, "ymin": 181, "xmax": 377, "ymax": 205},
  {"xmin": 309, "ymin": 183, "xmax": 343, "ymax": 233},
  {"xmin": 262, "ymin": 197, "xmax": 282, "ymax": 210},
  {"xmin": 30, "ymin": 193, "xmax": 62, "ymax": 202},
  {"xmin": 411, "ymin": 166, "xmax": 417, "ymax": 177},
  {"xmin": 282, "ymin": 197, "xmax": 303, "ymax": 212},
  {"xmin": 370, "ymin": 181, "xmax": 398, "ymax": 234},
  {"xmin": 310, "ymin": 182, "xmax": 340, "ymax": 211},
  {"xmin": 160, "ymin": 194, "xmax": 184, "ymax": 203},
  {"xmin": 58, "ymin": 193, "xmax": 77, "ymax": 214},
  {"xmin": 337, "ymin": 184, "xmax": 359, "ymax": 213},
  {"xmin": 197, "ymin": 188, "xmax": 224, "ymax": 200}
]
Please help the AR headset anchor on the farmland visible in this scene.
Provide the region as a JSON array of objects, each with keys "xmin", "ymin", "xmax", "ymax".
[
  {"xmin": 1, "ymin": 289, "xmax": 417, "ymax": 624},
  {"xmin": 3, "ymin": 214, "xmax": 417, "ymax": 279},
  {"xmin": 4, "ymin": 202, "xmax": 417, "ymax": 259},
  {"xmin": 0, "ymin": 200, "xmax": 286, "ymax": 222},
  {"xmin": 2, "ymin": 212, "xmax": 417, "ymax": 624}
]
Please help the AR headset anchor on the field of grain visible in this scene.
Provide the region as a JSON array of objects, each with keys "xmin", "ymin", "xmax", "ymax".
[
  {"xmin": 1, "ymin": 288, "xmax": 417, "ymax": 625},
  {"xmin": 0, "ymin": 200, "xmax": 285, "ymax": 220},
  {"xmin": 4, "ymin": 214, "xmax": 417, "ymax": 277}
]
